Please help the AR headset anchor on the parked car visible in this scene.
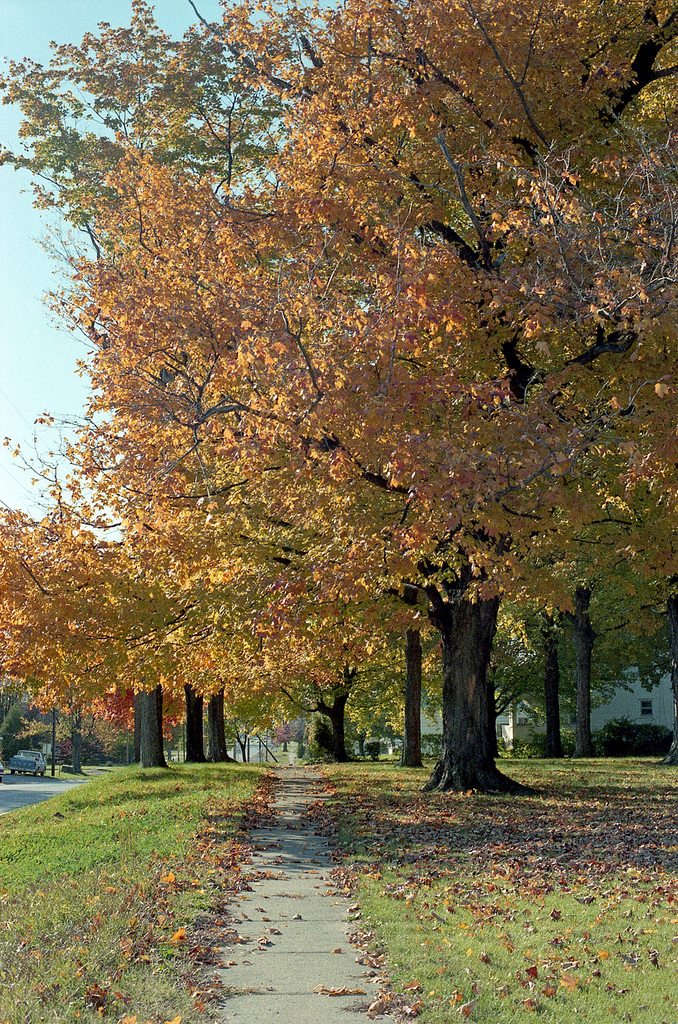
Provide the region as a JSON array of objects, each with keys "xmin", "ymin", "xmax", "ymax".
[
  {"xmin": 8, "ymin": 750, "xmax": 47, "ymax": 777},
  {"xmin": 0, "ymin": 758, "xmax": 4, "ymax": 782}
]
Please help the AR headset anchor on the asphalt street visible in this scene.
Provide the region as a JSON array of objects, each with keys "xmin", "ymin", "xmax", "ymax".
[{"xmin": 0, "ymin": 774, "xmax": 91, "ymax": 815}]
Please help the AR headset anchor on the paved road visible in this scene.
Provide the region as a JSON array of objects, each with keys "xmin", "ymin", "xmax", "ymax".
[{"xmin": 0, "ymin": 774, "xmax": 91, "ymax": 815}]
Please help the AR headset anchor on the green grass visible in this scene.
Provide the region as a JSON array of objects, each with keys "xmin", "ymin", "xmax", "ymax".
[
  {"xmin": 0, "ymin": 763, "xmax": 265, "ymax": 1024},
  {"xmin": 325, "ymin": 758, "xmax": 678, "ymax": 1023}
]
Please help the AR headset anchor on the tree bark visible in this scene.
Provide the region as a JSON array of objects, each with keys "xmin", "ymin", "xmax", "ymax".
[
  {"xmin": 541, "ymin": 611, "xmax": 563, "ymax": 758},
  {"xmin": 571, "ymin": 586, "xmax": 595, "ymax": 757},
  {"xmin": 661, "ymin": 593, "xmax": 678, "ymax": 765},
  {"xmin": 184, "ymin": 683, "xmax": 206, "ymax": 762},
  {"xmin": 401, "ymin": 627, "xmax": 423, "ymax": 767},
  {"xmin": 424, "ymin": 589, "xmax": 528, "ymax": 793},
  {"xmin": 70, "ymin": 707, "xmax": 83, "ymax": 773},
  {"xmin": 133, "ymin": 696, "xmax": 141, "ymax": 763},
  {"xmin": 137, "ymin": 686, "xmax": 167, "ymax": 768},
  {"xmin": 207, "ymin": 689, "xmax": 233, "ymax": 762},
  {"xmin": 317, "ymin": 672, "xmax": 352, "ymax": 762}
]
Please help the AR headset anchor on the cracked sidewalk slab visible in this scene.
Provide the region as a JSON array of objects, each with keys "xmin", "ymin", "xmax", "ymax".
[{"xmin": 216, "ymin": 766, "xmax": 396, "ymax": 1023}]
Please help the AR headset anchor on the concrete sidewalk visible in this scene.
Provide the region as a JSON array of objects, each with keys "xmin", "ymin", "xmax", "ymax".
[{"xmin": 217, "ymin": 767, "xmax": 396, "ymax": 1023}]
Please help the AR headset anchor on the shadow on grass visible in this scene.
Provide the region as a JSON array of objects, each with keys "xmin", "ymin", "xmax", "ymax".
[{"xmin": 326, "ymin": 758, "xmax": 678, "ymax": 891}]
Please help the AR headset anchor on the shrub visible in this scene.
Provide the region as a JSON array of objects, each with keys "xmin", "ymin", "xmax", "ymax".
[
  {"xmin": 498, "ymin": 731, "xmax": 577, "ymax": 758},
  {"xmin": 420, "ymin": 734, "xmax": 442, "ymax": 759},
  {"xmin": 307, "ymin": 714, "xmax": 335, "ymax": 761},
  {"xmin": 595, "ymin": 717, "xmax": 672, "ymax": 757},
  {"xmin": 364, "ymin": 740, "xmax": 381, "ymax": 760}
]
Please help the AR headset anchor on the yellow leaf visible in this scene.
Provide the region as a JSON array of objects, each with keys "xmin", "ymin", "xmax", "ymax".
[
  {"xmin": 560, "ymin": 971, "xmax": 578, "ymax": 991},
  {"xmin": 170, "ymin": 928, "xmax": 186, "ymax": 943}
]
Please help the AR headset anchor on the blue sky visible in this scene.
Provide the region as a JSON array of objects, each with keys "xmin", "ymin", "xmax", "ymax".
[{"xmin": 0, "ymin": 0, "xmax": 223, "ymax": 512}]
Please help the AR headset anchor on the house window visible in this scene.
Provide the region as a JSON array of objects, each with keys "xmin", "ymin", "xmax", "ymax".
[{"xmin": 639, "ymin": 699, "xmax": 653, "ymax": 718}]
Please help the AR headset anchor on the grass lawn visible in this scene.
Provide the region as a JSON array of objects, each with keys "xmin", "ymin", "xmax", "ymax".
[
  {"xmin": 0, "ymin": 763, "xmax": 266, "ymax": 1024},
  {"xmin": 324, "ymin": 758, "xmax": 678, "ymax": 1024}
]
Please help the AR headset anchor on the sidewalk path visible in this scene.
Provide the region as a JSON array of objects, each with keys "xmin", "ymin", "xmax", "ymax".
[{"xmin": 217, "ymin": 766, "xmax": 396, "ymax": 1024}]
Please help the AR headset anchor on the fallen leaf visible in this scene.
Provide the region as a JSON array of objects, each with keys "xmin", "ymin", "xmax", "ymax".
[
  {"xmin": 560, "ymin": 972, "xmax": 578, "ymax": 992},
  {"xmin": 314, "ymin": 984, "xmax": 365, "ymax": 996},
  {"xmin": 170, "ymin": 928, "xmax": 186, "ymax": 944},
  {"xmin": 368, "ymin": 998, "xmax": 389, "ymax": 1017}
]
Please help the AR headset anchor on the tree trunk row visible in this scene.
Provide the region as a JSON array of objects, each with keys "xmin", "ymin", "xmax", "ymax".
[
  {"xmin": 135, "ymin": 684, "xmax": 233, "ymax": 766},
  {"xmin": 131, "ymin": 581, "xmax": 678, "ymax": 789}
]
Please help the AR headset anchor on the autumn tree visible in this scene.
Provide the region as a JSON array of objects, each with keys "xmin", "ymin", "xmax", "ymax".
[
  {"xmin": 7, "ymin": 0, "xmax": 678, "ymax": 793},
  {"xmin": 81, "ymin": 3, "xmax": 678, "ymax": 789}
]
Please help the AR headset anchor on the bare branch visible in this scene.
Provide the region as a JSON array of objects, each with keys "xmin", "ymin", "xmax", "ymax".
[
  {"xmin": 517, "ymin": 0, "xmax": 545, "ymax": 88},
  {"xmin": 435, "ymin": 135, "xmax": 493, "ymax": 270},
  {"xmin": 463, "ymin": 0, "xmax": 547, "ymax": 145}
]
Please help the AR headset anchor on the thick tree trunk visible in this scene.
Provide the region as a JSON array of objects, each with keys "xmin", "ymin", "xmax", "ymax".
[
  {"xmin": 425, "ymin": 592, "xmax": 528, "ymax": 793},
  {"xmin": 661, "ymin": 594, "xmax": 678, "ymax": 765},
  {"xmin": 571, "ymin": 586, "xmax": 595, "ymax": 757},
  {"xmin": 137, "ymin": 686, "xmax": 167, "ymax": 768},
  {"xmin": 324, "ymin": 692, "xmax": 349, "ymax": 762},
  {"xmin": 207, "ymin": 690, "xmax": 234, "ymax": 762},
  {"xmin": 542, "ymin": 611, "xmax": 563, "ymax": 758},
  {"xmin": 316, "ymin": 667, "xmax": 354, "ymax": 762},
  {"xmin": 70, "ymin": 708, "xmax": 83, "ymax": 773},
  {"xmin": 133, "ymin": 696, "xmax": 141, "ymax": 763},
  {"xmin": 401, "ymin": 627, "xmax": 423, "ymax": 767},
  {"xmin": 317, "ymin": 677, "xmax": 351, "ymax": 762},
  {"xmin": 184, "ymin": 683, "xmax": 206, "ymax": 762}
]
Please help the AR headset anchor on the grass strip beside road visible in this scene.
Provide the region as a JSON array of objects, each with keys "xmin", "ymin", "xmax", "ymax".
[
  {"xmin": 325, "ymin": 758, "xmax": 678, "ymax": 1023},
  {"xmin": 0, "ymin": 763, "xmax": 265, "ymax": 1024}
]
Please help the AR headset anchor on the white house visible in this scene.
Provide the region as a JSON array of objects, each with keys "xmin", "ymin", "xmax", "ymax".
[{"xmin": 497, "ymin": 671, "xmax": 674, "ymax": 747}]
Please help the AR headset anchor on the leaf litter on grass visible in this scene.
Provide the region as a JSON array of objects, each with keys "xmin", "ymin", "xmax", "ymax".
[{"xmin": 322, "ymin": 759, "xmax": 678, "ymax": 1023}]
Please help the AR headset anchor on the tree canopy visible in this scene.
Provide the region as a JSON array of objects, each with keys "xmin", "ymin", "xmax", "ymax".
[{"xmin": 3, "ymin": 0, "xmax": 678, "ymax": 787}]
